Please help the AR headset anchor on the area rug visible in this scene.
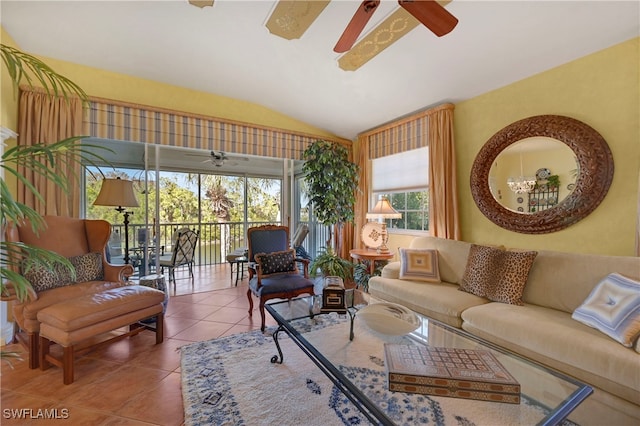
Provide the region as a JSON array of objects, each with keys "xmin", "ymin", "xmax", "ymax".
[{"xmin": 181, "ymin": 315, "xmax": 575, "ymax": 426}]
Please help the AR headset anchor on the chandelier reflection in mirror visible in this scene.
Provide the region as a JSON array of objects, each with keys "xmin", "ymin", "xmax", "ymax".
[{"xmin": 507, "ymin": 154, "xmax": 536, "ymax": 194}]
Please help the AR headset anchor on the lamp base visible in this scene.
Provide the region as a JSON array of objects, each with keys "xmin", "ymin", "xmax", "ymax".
[{"xmin": 376, "ymin": 245, "xmax": 391, "ymax": 254}]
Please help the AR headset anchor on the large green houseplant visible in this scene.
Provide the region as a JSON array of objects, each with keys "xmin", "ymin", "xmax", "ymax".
[
  {"xmin": 302, "ymin": 140, "xmax": 359, "ymax": 282},
  {"xmin": 1, "ymin": 45, "xmax": 105, "ymax": 322}
]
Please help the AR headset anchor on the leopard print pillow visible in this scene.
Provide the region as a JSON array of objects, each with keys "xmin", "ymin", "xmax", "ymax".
[
  {"xmin": 22, "ymin": 252, "xmax": 104, "ymax": 293},
  {"xmin": 22, "ymin": 260, "xmax": 73, "ymax": 292},
  {"xmin": 459, "ymin": 244, "xmax": 504, "ymax": 297},
  {"xmin": 254, "ymin": 249, "xmax": 297, "ymax": 277},
  {"xmin": 486, "ymin": 250, "xmax": 538, "ymax": 305},
  {"xmin": 70, "ymin": 252, "xmax": 104, "ymax": 282}
]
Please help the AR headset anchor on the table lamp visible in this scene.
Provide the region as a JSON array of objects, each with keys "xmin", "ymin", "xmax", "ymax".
[
  {"xmin": 366, "ymin": 196, "xmax": 401, "ymax": 254},
  {"xmin": 94, "ymin": 177, "xmax": 139, "ymax": 264}
]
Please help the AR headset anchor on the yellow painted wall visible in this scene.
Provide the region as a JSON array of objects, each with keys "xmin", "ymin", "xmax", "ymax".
[
  {"xmin": 0, "ymin": 25, "xmax": 343, "ymax": 142},
  {"xmin": 1, "ymin": 28, "xmax": 19, "ymax": 135},
  {"xmin": 1, "ymin": 28, "xmax": 20, "ymax": 195},
  {"xmin": 454, "ymin": 37, "xmax": 639, "ymax": 256},
  {"xmin": 34, "ymin": 56, "xmax": 342, "ymax": 142}
]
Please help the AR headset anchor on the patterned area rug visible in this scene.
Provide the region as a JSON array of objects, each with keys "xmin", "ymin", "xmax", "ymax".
[{"xmin": 181, "ymin": 315, "xmax": 575, "ymax": 426}]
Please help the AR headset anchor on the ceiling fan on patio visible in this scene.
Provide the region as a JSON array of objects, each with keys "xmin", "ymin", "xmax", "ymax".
[
  {"xmin": 186, "ymin": 151, "xmax": 250, "ymax": 167},
  {"xmin": 334, "ymin": 0, "xmax": 459, "ymax": 53}
]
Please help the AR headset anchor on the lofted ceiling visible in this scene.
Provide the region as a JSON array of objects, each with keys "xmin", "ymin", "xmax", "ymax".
[{"xmin": 1, "ymin": 1, "xmax": 639, "ymax": 142}]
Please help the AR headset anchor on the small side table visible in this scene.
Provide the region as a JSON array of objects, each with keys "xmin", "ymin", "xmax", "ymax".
[
  {"xmin": 349, "ymin": 249, "xmax": 394, "ymax": 276},
  {"xmin": 139, "ymin": 274, "xmax": 169, "ymax": 312},
  {"xmin": 226, "ymin": 254, "xmax": 248, "ymax": 286},
  {"xmin": 138, "ymin": 274, "xmax": 169, "ymax": 327}
]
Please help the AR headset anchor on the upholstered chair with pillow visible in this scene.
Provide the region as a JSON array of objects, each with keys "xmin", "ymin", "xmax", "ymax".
[
  {"xmin": 3, "ymin": 215, "xmax": 134, "ymax": 368},
  {"xmin": 246, "ymin": 225, "xmax": 315, "ymax": 331}
]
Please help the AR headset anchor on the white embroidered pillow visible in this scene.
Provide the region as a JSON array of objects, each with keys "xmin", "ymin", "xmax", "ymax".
[
  {"xmin": 399, "ymin": 248, "xmax": 440, "ymax": 283},
  {"xmin": 572, "ymin": 273, "xmax": 640, "ymax": 347}
]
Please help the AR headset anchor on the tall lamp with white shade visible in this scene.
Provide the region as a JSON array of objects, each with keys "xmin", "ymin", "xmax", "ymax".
[
  {"xmin": 366, "ymin": 196, "xmax": 401, "ymax": 254},
  {"xmin": 94, "ymin": 177, "xmax": 139, "ymax": 264}
]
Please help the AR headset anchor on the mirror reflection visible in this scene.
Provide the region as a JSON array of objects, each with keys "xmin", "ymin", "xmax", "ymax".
[{"xmin": 488, "ymin": 137, "xmax": 578, "ymax": 214}]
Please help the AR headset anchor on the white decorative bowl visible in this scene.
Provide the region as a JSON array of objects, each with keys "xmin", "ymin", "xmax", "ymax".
[{"xmin": 357, "ymin": 302, "xmax": 421, "ymax": 335}]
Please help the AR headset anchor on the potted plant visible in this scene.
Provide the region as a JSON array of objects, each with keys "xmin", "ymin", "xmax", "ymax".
[
  {"xmin": 547, "ymin": 174, "xmax": 561, "ymax": 189},
  {"xmin": 309, "ymin": 246, "xmax": 354, "ymax": 285},
  {"xmin": 302, "ymin": 140, "xmax": 359, "ymax": 281},
  {"xmin": 353, "ymin": 261, "xmax": 385, "ymax": 292}
]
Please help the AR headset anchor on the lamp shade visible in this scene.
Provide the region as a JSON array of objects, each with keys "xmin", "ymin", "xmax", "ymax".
[
  {"xmin": 94, "ymin": 177, "xmax": 139, "ymax": 208},
  {"xmin": 366, "ymin": 196, "xmax": 401, "ymax": 219}
]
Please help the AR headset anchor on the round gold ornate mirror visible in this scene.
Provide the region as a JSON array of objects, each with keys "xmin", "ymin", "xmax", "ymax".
[{"xmin": 471, "ymin": 115, "xmax": 613, "ymax": 234}]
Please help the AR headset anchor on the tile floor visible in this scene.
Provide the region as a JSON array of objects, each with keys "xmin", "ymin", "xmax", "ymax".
[{"xmin": 1, "ymin": 263, "xmax": 276, "ymax": 425}]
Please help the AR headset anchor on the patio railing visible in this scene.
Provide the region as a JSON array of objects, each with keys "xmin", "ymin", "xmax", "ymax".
[{"xmin": 107, "ymin": 221, "xmax": 329, "ymax": 268}]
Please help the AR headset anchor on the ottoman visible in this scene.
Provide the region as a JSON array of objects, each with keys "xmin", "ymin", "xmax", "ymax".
[{"xmin": 37, "ymin": 285, "xmax": 165, "ymax": 384}]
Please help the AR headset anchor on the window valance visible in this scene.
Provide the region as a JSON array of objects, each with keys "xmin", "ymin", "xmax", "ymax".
[{"xmin": 85, "ymin": 98, "xmax": 349, "ymax": 161}]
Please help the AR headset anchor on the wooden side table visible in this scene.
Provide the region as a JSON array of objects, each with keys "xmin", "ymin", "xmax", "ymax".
[{"xmin": 349, "ymin": 249, "xmax": 394, "ymax": 276}]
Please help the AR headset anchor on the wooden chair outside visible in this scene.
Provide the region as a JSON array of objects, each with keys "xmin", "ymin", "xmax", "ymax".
[{"xmin": 158, "ymin": 228, "xmax": 199, "ymax": 291}]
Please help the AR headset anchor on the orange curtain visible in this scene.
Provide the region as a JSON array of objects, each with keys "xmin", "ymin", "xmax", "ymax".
[
  {"xmin": 17, "ymin": 88, "xmax": 84, "ymax": 217},
  {"xmin": 354, "ymin": 136, "xmax": 371, "ymax": 249},
  {"xmin": 427, "ymin": 104, "xmax": 460, "ymax": 239},
  {"xmin": 333, "ymin": 145, "xmax": 359, "ymax": 259}
]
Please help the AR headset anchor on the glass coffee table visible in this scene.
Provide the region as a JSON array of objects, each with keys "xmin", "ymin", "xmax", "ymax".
[{"xmin": 265, "ymin": 289, "xmax": 592, "ymax": 426}]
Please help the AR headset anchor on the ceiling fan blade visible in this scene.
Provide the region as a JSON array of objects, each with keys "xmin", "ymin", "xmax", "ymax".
[
  {"xmin": 398, "ymin": 0, "xmax": 458, "ymax": 37},
  {"xmin": 334, "ymin": 0, "xmax": 380, "ymax": 53}
]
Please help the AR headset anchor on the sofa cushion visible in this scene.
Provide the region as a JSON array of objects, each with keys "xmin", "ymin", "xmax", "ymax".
[
  {"xmin": 409, "ymin": 236, "xmax": 471, "ymax": 284},
  {"xmin": 486, "ymin": 250, "xmax": 538, "ymax": 305},
  {"xmin": 462, "ymin": 303, "xmax": 640, "ymax": 405},
  {"xmin": 459, "ymin": 244, "xmax": 503, "ymax": 297},
  {"xmin": 572, "ymin": 273, "xmax": 640, "ymax": 347},
  {"xmin": 368, "ymin": 277, "xmax": 489, "ymax": 328},
  {"xmin": 398, "ymin": 248, "xmax": 440, "ymax": 282},
  {"xmin": 254, "ymin": 249, "xmax": 297, "ymax": 276},
  {"xmin": 522, "ymin": 250, "xmax": 640, "ymax": 313},
  {"xmin": 16, "ymin": 281, "xmax": 129, "ymax": 333}
]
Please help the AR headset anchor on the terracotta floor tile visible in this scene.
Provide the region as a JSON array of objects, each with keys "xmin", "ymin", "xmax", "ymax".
[
  {"xmin": 170, "ymin": 320, "xmax": 233, "ymax": 342},
  {"xmin": 62, "ymin": 365, "xmax": 170, "ymax": 412},
  {"xmin": 116, "ymin": 372, "xmax": 184, "ymax": 426},
  {"xmin": 162, "ymin": 316, "xmax": 199, "ymax": 338},
  {"xmin": 128, "ymin": 338, "xmax": 184, "ymax": 371},
  {"xmin": 167, "ymin": 302, "xmax": 221, "ymax": 320},
  {"xmin": 203, "ymin": 306, "xmax": 251, "ymax": 324},
  {"xmin": 3, "ymin": 267, "xmax": 254, "ymax": 425}
]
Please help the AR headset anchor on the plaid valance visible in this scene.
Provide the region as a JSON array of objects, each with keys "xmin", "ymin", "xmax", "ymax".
[
  {"xmin": 365, "ymin": 116, "xmax": 429, "ymax": 159},
  {"xmin": 85, "ymin": 99, "xmax": 347, "ymax": 161}
]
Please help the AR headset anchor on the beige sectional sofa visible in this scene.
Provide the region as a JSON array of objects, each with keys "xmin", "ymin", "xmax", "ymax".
[{"xmin": 368, "ymin": 236, "xmax": 640, "ymax": 425}]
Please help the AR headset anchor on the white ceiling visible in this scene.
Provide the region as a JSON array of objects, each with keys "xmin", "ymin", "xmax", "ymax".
[{"xmin": 1, "ymin": 1, "xmax": 639, "ymax": 141}]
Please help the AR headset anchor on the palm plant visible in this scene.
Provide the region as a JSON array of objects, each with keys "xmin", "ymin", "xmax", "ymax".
[{"xmin": 0, "ymin": 45, "xmax": 105, "ymax": 304}]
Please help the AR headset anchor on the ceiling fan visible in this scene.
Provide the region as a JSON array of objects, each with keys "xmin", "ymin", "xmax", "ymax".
[
  {"xmin": 334, "ymin": 0, "xmax": 458, "ymax": 53},
  {"xmin": 194, "ymin": 151, "xmax": 250, "ymax": 167}
]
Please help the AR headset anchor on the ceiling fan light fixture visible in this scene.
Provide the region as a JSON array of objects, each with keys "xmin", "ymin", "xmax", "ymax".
[{"xmin": 398, "ymin": 0, "xmax": 458, "ymax": 37}]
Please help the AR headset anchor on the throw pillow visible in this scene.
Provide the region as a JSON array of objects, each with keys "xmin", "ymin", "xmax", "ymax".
[
  {"xmin": 254, "ymin": 249, "xmax": 297, "ymax": 276},
  {"xmin": 572, "ymin": 273, "xmax": 640, "ymax": 347},
  {"xmin": 398, "ymin": 248, "xmax": 440, "ymax": 282},
  {"xmin": 70, "ymin": 252, "xmax": 104, "ymax": 282},
  {"xmin": 486, "ymin": 250, "xmax": 538, "ymax": 305},
  {"xmin": 459, "ymin": 244, "xmax": 504, "ymax": 297},
  {"xmin": 22, "ymin": 260, "xmax": 73, "ymax": 293}
]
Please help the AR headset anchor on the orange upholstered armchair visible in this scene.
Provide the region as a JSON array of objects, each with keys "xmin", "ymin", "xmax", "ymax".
[{"xmin": 3, "ymin": 215, "xmax": 134, "ymax": 368}]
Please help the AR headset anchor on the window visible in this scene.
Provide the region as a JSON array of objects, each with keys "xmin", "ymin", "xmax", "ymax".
[{"xmin": 372, "ymin": 147, "xmax": 429, "ymax": 231}]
